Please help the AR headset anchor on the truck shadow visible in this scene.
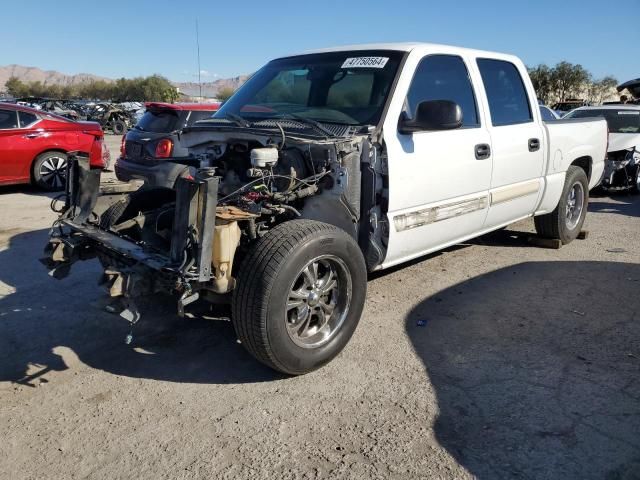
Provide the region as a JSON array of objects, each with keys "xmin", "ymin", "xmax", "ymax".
[
  {"xmin": 589, "ymin": 198, "xmax": 640, "ymax": 219},
  {"xmin": 405, "ymin": 261, "xmax": 640, "ymax": 479},
  {"xmin": 0, "ymin": 184, "xmax": 60, "ymax": 199},
  {"xmin": 0, "ymin": 228, "xmax": 281, "ymax": 387}
]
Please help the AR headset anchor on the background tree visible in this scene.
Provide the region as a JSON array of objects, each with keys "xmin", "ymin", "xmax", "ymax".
[
  {"xmin": 528, "ymin": 64, "xmax": 554, "ymax": 104},
  {"xmin": 216, "ymin": 86, "xmax": 236, "ymax": 102},
  {"xmin": 162, "ymin": 86, "xmax": 180, "ymax": 103},
  {"xmin": 5, "ymin": 77, "xmax": 28, "ymax": 97},
  {"xmin": 3, "ymin": 74, "xmax": 178, "ymax": 101},
  {"xmin": 528, "ymin": 62, "xmax": 617, "ymax": 105},
  {"xmin": 587, "ymin": 76, "xmax": 618, "ymax": 104},
  {"xmin": 550, "ymin": 61, "xmax": 591, "ymax": 102}
]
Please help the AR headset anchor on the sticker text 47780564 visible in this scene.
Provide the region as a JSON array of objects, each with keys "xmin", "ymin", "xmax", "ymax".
[{"xmin": 341, "ymin": 57, "xmax": 389, "ymax": 69}]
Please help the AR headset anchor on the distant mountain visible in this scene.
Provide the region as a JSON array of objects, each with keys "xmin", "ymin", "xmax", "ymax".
[
  {"xmin": 0, "ymin": 65, "xmax": 111, "ymax": 90},
  {"xmin": 174, "ymin": 75, "xmax": 250, "ymax": 98},
  {"xmin": 0, "ymin": 64, "xmax": 247, "ymax": 99}
]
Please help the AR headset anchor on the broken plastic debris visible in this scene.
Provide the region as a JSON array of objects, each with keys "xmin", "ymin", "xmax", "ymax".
[
  {"xmin": 571, "ymin": 310, "xmax": 585, "ymax": 316},
  {"xmin": 416, "ymin": 319, "xmax": 428, "ymax": 327}
]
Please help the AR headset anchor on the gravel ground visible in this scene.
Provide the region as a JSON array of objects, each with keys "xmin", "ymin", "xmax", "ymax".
[{"xmin": 1, "ymin": 135, "xmax": 639, "ymax": 479}]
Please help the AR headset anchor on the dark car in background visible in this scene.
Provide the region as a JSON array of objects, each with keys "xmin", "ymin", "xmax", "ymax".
[
  {"xmin": 552, "ymin": 99, "xmax": 590, "ymax": 117},
  {"xmin": 115, "ymin": 102, "xmax": 219, "ymax": 187}
]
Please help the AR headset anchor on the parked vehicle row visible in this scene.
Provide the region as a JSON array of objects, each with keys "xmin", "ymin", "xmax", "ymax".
[
  {"xmin": 3, "ymin": 98, "xmax": 146, "ymax": 134},
  {"xmin": 43, "ymin": 43, "xmax": 608, "ymax": 375}
]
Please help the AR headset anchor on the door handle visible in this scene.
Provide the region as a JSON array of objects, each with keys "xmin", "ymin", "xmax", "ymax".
[
  {"xmin": 528, "ymin": 138, "xmax": 540, "ymax": 152},
  {"xmin": 475, "ymin": 143, "xmax": 491, "ymax": 160},
  {"xmin": 24, "ymin": 133, "xmax": 41, "ymax": 139}
]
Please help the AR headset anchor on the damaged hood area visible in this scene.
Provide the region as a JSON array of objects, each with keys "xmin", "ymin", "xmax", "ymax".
[{"xmin": 608, "ymin": 133, "xmax": 640, "ymax": 153}]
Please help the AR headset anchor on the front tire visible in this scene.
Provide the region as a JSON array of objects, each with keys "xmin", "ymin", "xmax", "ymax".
[
  {"xmin": 33, "ymin": 151, "xmax": 68, "ymax": 191},
  {"xmin": 534, "ymin": 165, "xmax": 589, "ymax": 244},
  {"xmin": 231, "ymin": 220, "xmax": 367, "ymax": 375}
]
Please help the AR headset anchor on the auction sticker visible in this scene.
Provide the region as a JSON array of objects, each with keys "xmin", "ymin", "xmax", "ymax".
[{"xmin": 341, "ymin": 57, "xmax": 389, "ymax": 69}]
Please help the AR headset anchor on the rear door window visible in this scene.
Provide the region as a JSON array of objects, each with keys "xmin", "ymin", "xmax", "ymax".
[
  {"xmin": 136, "ymin": 110, "xmax": 180, "ymax": 133},
  {"xmin": 477, "ymin": 58, "xmax": 533, "ymax": 126},
  {"xmin": 18, "ymin": 111, "xmax": 39, "ymax": 127},
  {"xmin": 0, "ymin": 109, "xmax": 18, "ymax": 129},
  {"xmin": 406, "ymin": 55, "xmax": 479, "ymax": 128}
]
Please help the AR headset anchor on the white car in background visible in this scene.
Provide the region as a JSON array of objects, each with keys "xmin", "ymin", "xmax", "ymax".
[{"xmin": 565, "ymin": 105, "xmax": 640, "ymax": 192}]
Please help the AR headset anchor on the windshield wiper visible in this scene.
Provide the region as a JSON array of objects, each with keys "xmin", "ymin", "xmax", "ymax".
[
  {"xmin": 225, "ymin": 112, "xmax": 251, "ymax": 128},
  {"xmin": 273, "ymin": 113, "xmax": 336, "ymax": 138}
]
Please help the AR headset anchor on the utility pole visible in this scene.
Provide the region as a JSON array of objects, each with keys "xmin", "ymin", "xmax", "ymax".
[{"xmin": 196, "ymin": 18, "xmax": 202, "ymax": 100}]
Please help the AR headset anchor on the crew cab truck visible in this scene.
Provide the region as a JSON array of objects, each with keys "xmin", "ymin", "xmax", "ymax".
[{"xmin": 43, "ymin": 43, "xmax": 607, "ymax": 375}]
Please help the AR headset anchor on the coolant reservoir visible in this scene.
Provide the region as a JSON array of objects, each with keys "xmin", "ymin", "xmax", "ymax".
[
  {"xmin": 211, "ymin": 221, "xmax": 242, "ymax": 293},
  {"xmin": 250, "ymin": 147, "xmax": 279, "ymax": 168}
]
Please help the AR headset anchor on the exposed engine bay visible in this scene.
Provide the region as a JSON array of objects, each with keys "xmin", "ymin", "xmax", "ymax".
[{"xmin": 43, "ymin": 130, "xmax": 389, "ymax": 324}]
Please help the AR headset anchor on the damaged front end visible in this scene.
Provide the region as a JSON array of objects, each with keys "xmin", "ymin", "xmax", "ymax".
[
  {"xmin": 602, "ymin": 147, "xmax": 640, "ymax": 191},
  {"xmin": 42, "ymin": 127, "xmax": 388, "ymax": 338},
  {"xmin": 42, "ymin": 152, "xmax": 226, "ymax": 337}
]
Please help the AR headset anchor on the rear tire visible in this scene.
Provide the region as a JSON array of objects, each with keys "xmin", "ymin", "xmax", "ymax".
[
  {"xmin": 112, "ymin": 120, "xmax": 127, "ymax": 135},
  {"xmin": 33, "ymin": 151, "xmax": 68, "ymax": 191},
  {"xmin": 534, "ymin": 165, "xmax": 589, "ymax": 244},
  {"xmin": 231, "ymin": 220, "xmax": 367, "ymax": 375}
]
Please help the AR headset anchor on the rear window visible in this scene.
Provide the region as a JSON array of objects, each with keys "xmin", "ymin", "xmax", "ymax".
[
  {"xmin": 19, "ymin": 111, "xmax": 39, "ymax": 127},
  {"xmin": 136, "ymin": 110, "xmax": 180, "ymax": 133}
]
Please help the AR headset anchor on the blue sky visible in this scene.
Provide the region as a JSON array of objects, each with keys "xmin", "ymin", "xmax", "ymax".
[{"xmin": 2, "ymin": 0, "xmax": 638, "ymax": 83}]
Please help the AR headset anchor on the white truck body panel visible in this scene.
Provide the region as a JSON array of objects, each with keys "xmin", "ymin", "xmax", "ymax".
[{"xmin": 357, "ymin": 43, "xmax": 609, "ymax": 269}]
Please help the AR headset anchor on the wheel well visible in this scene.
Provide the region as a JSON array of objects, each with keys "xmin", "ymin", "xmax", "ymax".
[
  {"xmin": 570, "ymin": 156, "xmax": 592, "ymax": 180},
  {"xmin": 30, "ymin": 149, "xmax": 68, "ymax": 182}
]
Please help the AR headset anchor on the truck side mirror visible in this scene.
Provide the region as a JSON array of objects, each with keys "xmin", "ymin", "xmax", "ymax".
[{"xmin": 398, "ymin": 100, "xmax": 463, "ymax": 133}]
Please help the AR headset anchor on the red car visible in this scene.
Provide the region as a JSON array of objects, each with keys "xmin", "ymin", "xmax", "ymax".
[{"xmin": 0, "ymin": 103, "xmax": 108, "ymax": 190}]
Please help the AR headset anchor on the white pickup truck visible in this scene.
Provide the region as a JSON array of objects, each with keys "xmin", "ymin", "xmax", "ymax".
[{"xmin": 45, "ymin": 43, "xmax": 607, "ymax": 374}]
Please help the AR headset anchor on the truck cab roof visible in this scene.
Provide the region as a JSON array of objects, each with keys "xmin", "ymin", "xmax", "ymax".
[{"xmin": 282, "ymin": 42, "xmax": 522, "ymax": 64}]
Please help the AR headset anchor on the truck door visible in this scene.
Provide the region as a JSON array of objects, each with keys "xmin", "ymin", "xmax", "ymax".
[
  {"xmin": 475, "ymin": 58, "xmax": 545, "ymax": 228},
  {"xmin": 381, "ymin": 54, "xmax": 493, "ymax": 267}
]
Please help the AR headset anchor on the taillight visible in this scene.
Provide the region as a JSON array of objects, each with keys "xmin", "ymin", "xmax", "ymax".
[
  {"xmin": 155, "ymin": 139, "xmax": 173, "ymax": 158},
  {"xmin": 120, "ymin": 135, "xmax": 126, "ymax": 157}
]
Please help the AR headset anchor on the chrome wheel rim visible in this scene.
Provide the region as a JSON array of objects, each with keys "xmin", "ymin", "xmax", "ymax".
[
  {"xmin": 285, "ymin": 255, "xmax": 352, "ymax": 349},
  {"xmin": 565, "ymin": 181, "xmax": 584, "ymax": 230},
  {"xmin": 39, "ymin": 155, "xmax": 67, "ymax": 189}
]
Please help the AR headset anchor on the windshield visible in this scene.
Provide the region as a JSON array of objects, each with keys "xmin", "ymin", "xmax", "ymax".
[
  {"xmin": 566, "ymin": 109, "xmax": 640, "ymax": 133},
  {"xmin": 215, "ymin": 50, "xmax": 404, "ymax": 127}
]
